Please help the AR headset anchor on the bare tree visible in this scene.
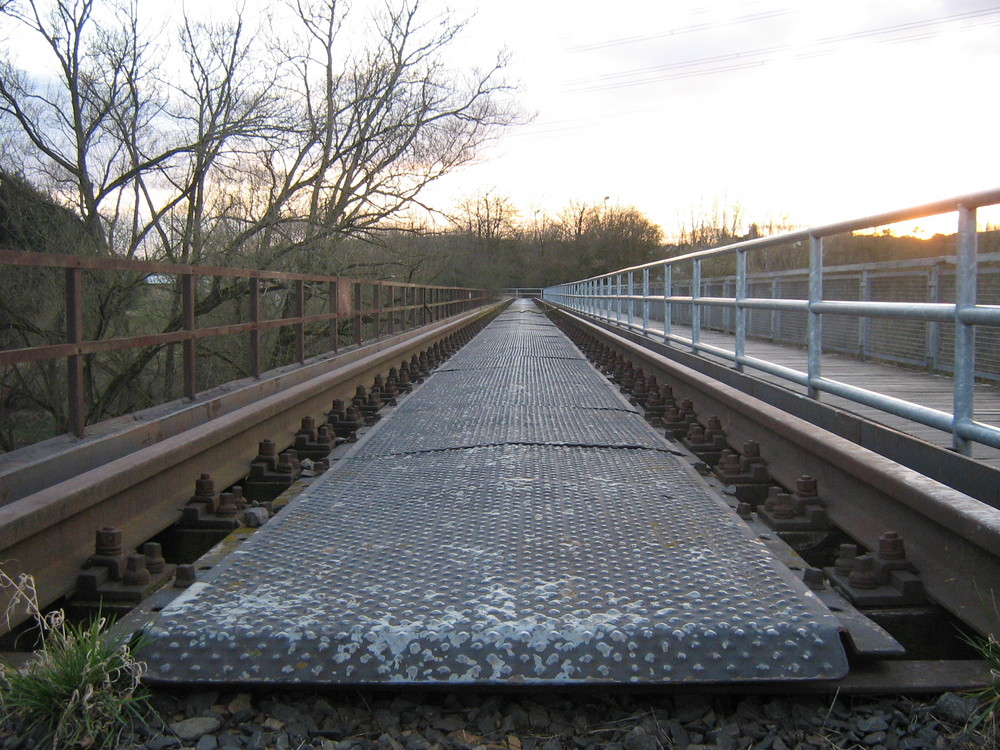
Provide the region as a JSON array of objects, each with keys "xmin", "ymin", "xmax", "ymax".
[
  {"xmin": 674, "ymin": 199, "xmax": 746, "ymax": 250},
  {"xmin": 0, "ymin": 0, "xmax": 518, "ymax": 440},
  {"xmin": 553, "ymin": 200, "xmax": 662, "ymax": 276},
  {"xmin": 452, "ymin": 190, "xmax": 520, "ymax": 241}
]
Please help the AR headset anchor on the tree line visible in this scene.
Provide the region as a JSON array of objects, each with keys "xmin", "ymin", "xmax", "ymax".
[{"xmin": 326, "ymin": 191, "xmax": 666, "ymax": 290}]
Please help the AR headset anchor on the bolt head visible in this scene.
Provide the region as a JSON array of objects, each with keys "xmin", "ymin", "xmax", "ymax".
[
  {"xmin": 878, "ymin": 530, "xmax": 906, "ymax": 560},
  {"xmin": 796, "ymin": 475, "xmax": 818, "ymax": 496}
]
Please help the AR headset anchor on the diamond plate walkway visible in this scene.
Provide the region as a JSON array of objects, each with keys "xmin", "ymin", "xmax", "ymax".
[{"xmin": 141, "ymin": 300, "xmax": 849, "ymax": 685}]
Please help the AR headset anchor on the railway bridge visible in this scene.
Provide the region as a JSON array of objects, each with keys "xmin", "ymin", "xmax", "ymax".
[{"xmin": 1, "ymin": 189, "xmax": 999, "ymax": 691}]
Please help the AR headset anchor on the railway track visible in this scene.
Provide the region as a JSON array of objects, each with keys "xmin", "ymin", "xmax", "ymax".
[
  {"xmin": 1, "ymin": 297, "xmax": 997, "ymax": 698},
  {"xmin": 0, "ymin": 302, "xmax": 506, "ymax": 637},
  {"xmin": 542, "ymin": 303, "xmax": 999, "ymax": 690},
  {"xmin": 84, "ymin": 300, "xmax": 996, "ymax": 695}
]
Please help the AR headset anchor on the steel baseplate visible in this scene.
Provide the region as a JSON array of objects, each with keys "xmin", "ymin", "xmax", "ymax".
[{"xmin": 141, "ymin": 300, "xmax": 848, "ymax": 685}]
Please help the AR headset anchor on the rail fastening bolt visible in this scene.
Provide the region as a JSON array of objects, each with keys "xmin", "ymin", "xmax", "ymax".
[
  {"xmin": 231, "ymin": 486, "xmax": 246, "ymax": 510},
  {"xmin": 95, "ymin": 526, "xmax": 123, "ymax": 556},
  {"xmin": 802, "ymin": 568, "xmax": 826, "ymax": 590},
  {"xmin": 174, "ymin": 564, "xmax": 196, "ymax": 588},
  {"xmin": 123, "ymin": 554, "xmax": 151, "ymax": 586},
  {"xmin": 194, "ymin": 472, "xmax": 215, "ymax": 499},
  {"xmin": 796, "ymin": 475, "xmax": 818, "ymax": 498},
  {"xmin": 142, "ymin": 542, "xmax": 166, "ymax": 574},
  {"xmin": 849, "ymin": 555, "xmax": 880, "ymax": 590},
  {"xmin": 217, "ymin": 492, "xmax": 239, "ymax": 517},
  {"xmin": 770, "ymin": 493, "xmax": 796, "ymax": 519},
  {"xmin": 878, "ymin": 530, "xmax": 906, "ymax": 560},
  {"xmin": 834, "ymin": 543, "xmax": 858, "ymax": 574}
]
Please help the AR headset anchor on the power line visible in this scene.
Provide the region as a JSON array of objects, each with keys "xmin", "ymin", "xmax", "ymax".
[
  {"xmin": 567, "ymin": 7, "xmax": 794, "ymax": 53},
  {"xmin": 567, "ymin": 6, "xmax": 1000, "ymax": 93}
]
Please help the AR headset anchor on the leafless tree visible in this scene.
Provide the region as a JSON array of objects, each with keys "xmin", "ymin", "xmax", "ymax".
[
  {"xmin": 0, "ymin": 0, "xmax": 518, "ymax": 441},
  {"xmin": 452, "ymin": 190, "xmax": 520, "ymax": 241}
]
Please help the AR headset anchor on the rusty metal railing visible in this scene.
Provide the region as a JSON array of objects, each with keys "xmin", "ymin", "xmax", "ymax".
[{"xmin": 0, "ymin": 248, "xmax": 492, "ymax": 439}]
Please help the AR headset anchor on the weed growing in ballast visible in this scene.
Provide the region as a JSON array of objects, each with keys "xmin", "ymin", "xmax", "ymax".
[{"xmin": 0, "ymin": 568, "xmax": 149, "ymax": 749}]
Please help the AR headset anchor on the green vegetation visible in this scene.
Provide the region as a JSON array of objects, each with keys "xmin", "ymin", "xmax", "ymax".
[
  {"xmin": 0, "ymin": 570, "xmax": 148, "ymax": 749},
  {"xmin": 964, "ymin": 632, "xmax": 1000, "ymax": 729}
]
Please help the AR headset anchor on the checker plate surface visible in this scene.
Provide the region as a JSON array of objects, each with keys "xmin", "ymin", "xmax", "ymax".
[{"xmin": 142, "ymin": 301, "xmax": 848, "ymax": 685}]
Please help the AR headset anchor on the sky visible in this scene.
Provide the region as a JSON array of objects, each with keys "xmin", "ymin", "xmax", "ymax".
[
  {"xmin": 4, "ymin": 0, "xmax": 999, "ymax": 239},
  {"xmin": 417, "ymin": 0, "xmax": 1000, "ymax": 239}
]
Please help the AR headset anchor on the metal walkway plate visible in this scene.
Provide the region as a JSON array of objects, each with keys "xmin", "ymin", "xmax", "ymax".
[{"xmin": 141, "ymin": 301, "xmax": 848, "ymax": 685}]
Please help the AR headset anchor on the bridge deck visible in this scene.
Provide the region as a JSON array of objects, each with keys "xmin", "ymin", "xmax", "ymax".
[{"xmin": 141, "ymin": 300, "xmax": 848, "ymax": 685}]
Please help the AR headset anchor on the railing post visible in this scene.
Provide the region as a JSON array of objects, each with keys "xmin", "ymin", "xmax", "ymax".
[
  {"xmin": 373, "ymin": 283, "xmax": 382, "ymax": 339},
  {"xmin": 663, "ymin": 262, "xmax": 671, "ymax": 343},
  {"xmin": 294, "ymin": 279, "xmax": 305, "ymax": 364},
  {"xmin": 421, "ymin": 287, "xmax": 428, "ymax": 326},
  {"xmin": 691, "ymin": 259, "xmax": 702, "ymax": 351},
  {"xmin": 329, "ymin": 279, "xmax": 339, "ymax": 353},
  {"xmin": 387, "ymin": 285, "xmax": 395, "ymax": 335},
  {"xmin": 771, "ymin": 277, "xmax": 781, "ymax": 342},
  {"xmin": 927, "ymin": 262, "xmax": 942, "ymax": 372},
  {"xmin": 65, "ymin": 266, "xmax": 85, "ymax": 438},
  {"xmin": 354, "ymin": 282, "xmax": 363, "ymax": 346},
  {"xmin": 858, "ymin": 269, "xmax": 872, "ymax": 361},
  {"xmin": 642, "ymin": 267, "xmax": 650, "ymax": 335},
  {"xmin": 627, "ymin": 270, "xmax": 634, "ymax": 330},
  {"xmin": 953, "ymin": 205, "xmax": 977, "ymax": 455},
  {"xmin": 250, "ymin": 277, "xmax": 261, "ymax": 377},
  {"xmin": 616, "ymin": 273, "xmax": 623, "ymax": 324},
  {"xmin": 182, "ymin": 272, "xmax": 196, "ymax": 401},
  {"xmin": 735, "ymin": 250, "xmax": 747, "ymax": 372},
  {"xmin": 807, "ymin": 234, "xmax": 823, "ymax": 399}
]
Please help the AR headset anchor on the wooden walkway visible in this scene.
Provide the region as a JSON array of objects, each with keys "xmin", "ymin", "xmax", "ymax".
[{"xmin": 602, "ymin": 315, "xmax": 1000, "ymax": 468}]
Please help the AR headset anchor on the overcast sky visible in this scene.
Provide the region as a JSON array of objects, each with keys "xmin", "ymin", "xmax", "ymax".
[
  {"xmin": 420, "ymin": 0, "xmax": 1000, "ymax": 238},
  {"xmin": 6, "ymin": 0, "xmax": 999, "ymax": 238}
]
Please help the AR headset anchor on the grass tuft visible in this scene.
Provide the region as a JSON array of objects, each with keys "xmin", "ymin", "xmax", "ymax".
[
  {"xmin": 958, "ymin": 631, "xmax": 1000, "ymax": 749},
  {"xmin": 0, "ymin": 568, "xmax": 149, "ymax": 749}
]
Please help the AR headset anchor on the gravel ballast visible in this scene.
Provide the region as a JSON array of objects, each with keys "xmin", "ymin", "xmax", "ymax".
[{"xmin": 7, "ymin": 687, "xmax": 987, "ymax": 750}]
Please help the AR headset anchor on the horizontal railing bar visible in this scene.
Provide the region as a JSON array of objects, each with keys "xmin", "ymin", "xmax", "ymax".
[
  {"xmin": 810, "ymin": 376, "xmax": 962, "ymax": 436},
  {"xmin": 0, "ymin": 248, "xmax": 478, "ymax": 291},
  {"xmin": 736, "ymin": 354, "xmax": 812, "ymax": 387},
  {"xmin": 554, "ymin": 295, "xmax": 1000, "ymax": 326},
  {"xmin": 808, "ymin": 300, "xmax": 958, "ymax": 322},
  {"xmin": 0, "ymin": 300, "xmax": 493, "ymax": 367}
]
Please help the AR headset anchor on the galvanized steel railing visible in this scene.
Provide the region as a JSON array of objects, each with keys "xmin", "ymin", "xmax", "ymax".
[
  {"xmin": 544, "ymin": 188, "xmax": 1000, "ymax": 455},
  {"xmin": 0, "ymin": 248, "xmax": 492, "ymax": 440},
  {"xmin": 667, "ymin": 254, "xmax": 1000, "ymax": 381}
]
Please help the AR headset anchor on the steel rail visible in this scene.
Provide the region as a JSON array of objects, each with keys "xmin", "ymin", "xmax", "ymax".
[
  {"xmin": 0, "ymin": 302, "xmax": 506, "ymax": 635},
  {"xmin": 549, "ymin": 305, "xmax": 1000, "ymax": 639}
]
